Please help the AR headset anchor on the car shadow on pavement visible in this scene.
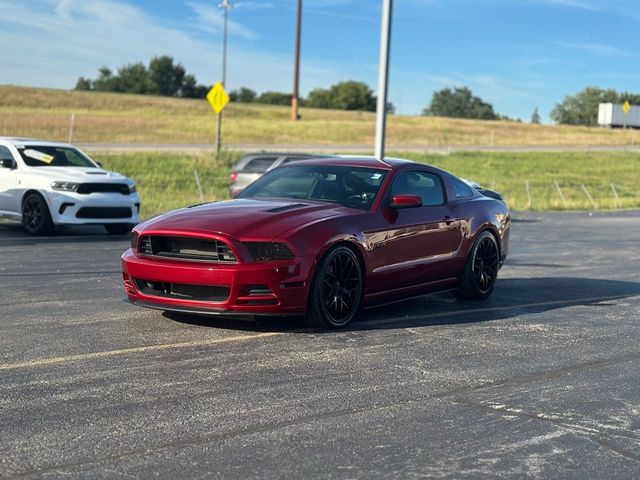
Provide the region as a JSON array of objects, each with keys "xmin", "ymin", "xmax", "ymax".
[
  {"xmin": 0, "ymin": 220, "xmax": 131, "ymax": 245},
  {"xmin": 162, "ymin": 276, "xmax": 640, "ymax": 333}
]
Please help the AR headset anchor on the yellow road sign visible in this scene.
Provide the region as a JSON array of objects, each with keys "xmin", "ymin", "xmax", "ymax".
[
  {"xmin": 623, "ymin": 100, "xmax": 631, "ymax": 114},
  {"xmin": 207, "ymin": 82, "xmax": 230, "ymax": 114}
]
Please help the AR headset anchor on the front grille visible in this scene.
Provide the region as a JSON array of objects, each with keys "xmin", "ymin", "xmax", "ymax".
[
  {"xmin": 138, "ymin": 235, "xmax": 237, "ymax": 263},
  {"xmin": 135, "ymin": 278, "xmax": 230, "ymax": 302},
  {"xmin": 77, "ymin": 183, "xmax": 131, "ymax": 195},
  {"xmin": 76, "ymin": 207, "xmax": 132, "ymax": 219}
]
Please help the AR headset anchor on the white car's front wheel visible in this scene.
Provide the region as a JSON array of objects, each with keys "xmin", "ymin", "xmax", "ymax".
[{"xmin": 22, "ymin": 193, "xmax": 54, "ymax": 236}]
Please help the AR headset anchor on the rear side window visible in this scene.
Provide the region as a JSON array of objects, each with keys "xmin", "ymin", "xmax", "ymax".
[
  {"xmin": 242, "ymin": 157, "xmax": 278, "ymax": 173},
  {"xmin": 389, "ymin": 171, "xmax": 445, "ymax": 206},
  {"xmin": 451, "ymin": 177, "xmax": 474, "ymax": 199},
  {"xmin": 0, "ymin": 145, "xmax": 13, "ymax": 160}
]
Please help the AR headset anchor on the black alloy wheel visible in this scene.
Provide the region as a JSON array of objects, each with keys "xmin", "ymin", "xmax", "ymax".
[
  {"xmin": 22, "ymin": 193, "xmax": 53, "ymax": 236},
  {"xmin": 457, "ymin": 231, "xmax": 499, "ymax": 300},
  {"xmin": 306, "ymin": 245, "xmax": 363, "ymax": 329}
]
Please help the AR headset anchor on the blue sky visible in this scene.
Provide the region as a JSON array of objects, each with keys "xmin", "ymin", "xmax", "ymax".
[{"xmin": 0, "ymin": 0, "xmax": 637, "ymax": 121}]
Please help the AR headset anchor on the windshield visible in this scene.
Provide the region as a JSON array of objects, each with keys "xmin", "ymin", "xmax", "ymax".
[
  {"xmin": 18, "ymin": 146, "xmax": 99, "ymax": 168},
  {"xmin": 237, "ymin": 165, "xmax": 388, "ymax": 211}
]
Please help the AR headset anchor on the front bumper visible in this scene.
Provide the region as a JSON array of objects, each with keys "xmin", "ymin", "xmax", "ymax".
[
  {"xmin": 44, "ymin": 191, "xmax": 141, "ymax": 225},
  {"xmin": 121, "ymin": 248, "xmax": 312, "ymax": 315}
]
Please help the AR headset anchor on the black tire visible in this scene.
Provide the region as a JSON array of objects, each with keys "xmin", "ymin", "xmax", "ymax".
[
  {"xmin": 104, "ymin": 223, "xmax": 134, "ymax": 235},
  {"xmin": 457, "ymin": 231, "xmax": 499, "ymax": 300},
  {"xmin": 22, "ymin": 193, "xmax": 54, "ymax": 236},
  {"xmin": 305, "ymin": 245, "xmax": 363, "ymax": 329}
]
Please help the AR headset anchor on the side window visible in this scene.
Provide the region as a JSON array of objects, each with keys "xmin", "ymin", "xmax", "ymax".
[
  {"xmin": 0, "ymin": 146, "xmax": 15, "ymax": 169},
  {"xmin": 243, "ymin": 157, "xmax": 278, "ymax": 172},
  {"xmin": 451, "ymin": 177, "xmax": 474, "ymax": 199},
  {"xmin": 0, "ymin": 146, "xmax": 14, "ymax": 160},
  {"xmin": 389, "ymin": 171, "xmax": 445, "ymax": 206}
]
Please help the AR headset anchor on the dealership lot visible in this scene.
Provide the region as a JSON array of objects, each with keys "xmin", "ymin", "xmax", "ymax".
[{"xmin": 1, "ymin": 211, "xmax": 639, "ymax": 478}]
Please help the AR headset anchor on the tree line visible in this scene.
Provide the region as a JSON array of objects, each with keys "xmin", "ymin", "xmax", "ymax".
[{"xmin": 75, "ymin": 57, "xmax": 638, "ymax": 125}]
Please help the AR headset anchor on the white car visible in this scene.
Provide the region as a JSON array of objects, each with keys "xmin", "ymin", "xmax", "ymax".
[{"xmin": 0, "ymin": 137, "xmax": 140, "ymax": 235}]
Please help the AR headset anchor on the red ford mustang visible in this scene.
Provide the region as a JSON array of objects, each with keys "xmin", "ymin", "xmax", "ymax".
[{"xmin": 122, "ymin": 157, "xmax": 510, "ymax": 329}]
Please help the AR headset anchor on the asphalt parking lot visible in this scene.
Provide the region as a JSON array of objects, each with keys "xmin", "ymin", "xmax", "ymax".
[{"xmin": 1, "ymin": 211, "xmax": 639, "ymax": 479}]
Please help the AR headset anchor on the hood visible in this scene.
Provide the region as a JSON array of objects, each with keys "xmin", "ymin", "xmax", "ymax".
[
  {"xmin": 138, "ymin": 198, "xmax": 354, "ymax": 240},
  {"xmin": 26, "ymin": 167, "xmax": 132, "ymax": 183}
]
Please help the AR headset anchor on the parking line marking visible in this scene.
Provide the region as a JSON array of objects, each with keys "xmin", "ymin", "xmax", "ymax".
[{"xmin": 0, "ymin": 332, "xmax": 282, "ymax": 371}]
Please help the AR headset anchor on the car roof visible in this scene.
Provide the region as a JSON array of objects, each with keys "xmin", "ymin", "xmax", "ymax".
[
  {"xmin": 0, "ymin": 137, "xmax": 73, "ymax": 148},
  {"xmin": 284, "ymin": 156, "xmax": 416, "ymax": 170}
]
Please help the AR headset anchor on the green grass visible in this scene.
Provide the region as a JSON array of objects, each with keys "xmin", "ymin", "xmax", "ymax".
[
  {"xmin": 94, "ymin": 150, "xmax": 640, "ymax": 218},
  {"xmin": 3, "ymin": 85, "xmax": 640, "ymax": 146}
]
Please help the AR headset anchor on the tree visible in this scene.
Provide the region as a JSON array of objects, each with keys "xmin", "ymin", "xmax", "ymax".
[
  {"xmin": 550, "ymin": 87, "xmax": 640, "ymax": 125},
  {"xmin": 330, "ymin": 81, "xmax": 376, "ymax": 111},
  {"xmin": 181, "ymin": 75, "xmax": 208, "ymax": 99},
  {"xmin": 92, "ymin": 67, "xmax": 118, "ymax": 92},
  {"xmin": 423, "ymin": 87, "xmax": 498, "ymax": 120},
  {"xmin": 149, "ymin": 56, "xmax": 185, "ymax": 97},
  {"xmin": 116, "ymin": 62, "xmax": 151, "ymax": 94},
  {"xmin": 229, "ymin": 87, "xmax": 257, "ymax": 103},
  {"xmin": 74, "ymin": 77, "xmax": 92, "ymax": 91},
  {"xmin": 306, "ymin": 88, "xmax": 333, "ymax": 109},
  {"xmin": 531, "ymin": 107, "xmax": 541, "ymax": 124},
  {"xmin": 256, "ymin": 91, "xmax": 292, "ymax": 106}
]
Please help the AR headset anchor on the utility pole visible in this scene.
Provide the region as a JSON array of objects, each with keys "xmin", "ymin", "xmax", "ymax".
[
  {"xmin": 216, "ymin": 0, "xmax": 233, "ymax": 156},
  {"xmin": 291, "ymin": 0, "xmax": 303, "ymax": 121},
  {"xmin": 374, "ymin": 0, "xmax": 393, "ymax": 161}
]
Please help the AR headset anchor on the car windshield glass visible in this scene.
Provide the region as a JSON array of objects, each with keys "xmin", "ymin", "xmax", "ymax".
[
  {"xmin": 237, "ymin": 165, "xmax": 388, "ymax": 211},
  {"xmin": 18, "ymin": 146, "xmax": 98, "ymax": 168}
]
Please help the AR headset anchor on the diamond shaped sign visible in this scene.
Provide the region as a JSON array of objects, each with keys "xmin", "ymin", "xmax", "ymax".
[{"xmin": 207, "ymin": 82, "xmax": 230, "ymax": 114}]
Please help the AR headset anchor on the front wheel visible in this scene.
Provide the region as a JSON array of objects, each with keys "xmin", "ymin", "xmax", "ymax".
[
  {"xmin": 22, "ymin": 193, "xmax": 54, "ymax": 236},
  {"xmin": 457, "ymin": 231, "xmax": 499, "ymax": 300},
  {"xmin": 305, "ymin": 245, "xmax": 363, "ymax": 329},
  {"xmin": 104, "ymin": 223, "xmax": 134, "ymax": 235}
]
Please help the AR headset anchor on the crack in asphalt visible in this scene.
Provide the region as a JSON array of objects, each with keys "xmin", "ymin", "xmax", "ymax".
[{"xmin": 456, "ymin": 401, "xmax": 640, "ymax": 463}]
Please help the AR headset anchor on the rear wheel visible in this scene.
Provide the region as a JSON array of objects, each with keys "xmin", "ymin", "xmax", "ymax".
[
  {"xmin": 104, "ymin": 223, "xmax": 134, "ymax": 235},
  {"xmin": 305, "ymin": 245, "xmax": 363, "ymax": 329},
  {"xmin": 457, "ymin": 231, "xmax": 499, "ymax": 300},
  {"xmin": 22, "ymin": 193, "xmax": 53, "ymax": 236}
]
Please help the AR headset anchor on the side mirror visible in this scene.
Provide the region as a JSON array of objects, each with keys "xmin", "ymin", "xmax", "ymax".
[
  {"xmin": 0, "ymin": 158, "xmax": 15, "ymax": 169},
  {"xmin": 391, "ymin": 194, "xmax": 422, "ymax": 209},
  {"xmin": 96, "ymin": 162, "xmax": 104, "ymax": 168}
]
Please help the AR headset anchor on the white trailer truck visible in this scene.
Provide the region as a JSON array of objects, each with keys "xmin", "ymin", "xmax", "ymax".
[{"xmin": 598, "ymin": 103, "xmax": 640, "ymax": 128}]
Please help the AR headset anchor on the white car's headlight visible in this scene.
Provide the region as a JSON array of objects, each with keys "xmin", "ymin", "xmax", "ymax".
[
  {"xmin": 51, "ymin": 181, "xmax": 80, "ymax": 192},
  {"xmin": 129, "ymin": 184, "xmax": 137, "ymax": 193}
]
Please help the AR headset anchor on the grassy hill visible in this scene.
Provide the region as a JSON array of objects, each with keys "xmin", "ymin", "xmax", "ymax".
[{"xmin": 1, "ymin": 85, "xmax": 639, "ymax": 147}]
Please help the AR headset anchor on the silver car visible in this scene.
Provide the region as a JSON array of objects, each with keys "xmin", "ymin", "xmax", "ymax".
[{"xmin": 229, "ymin": 152, "xmax": 335, "ymax": 197}]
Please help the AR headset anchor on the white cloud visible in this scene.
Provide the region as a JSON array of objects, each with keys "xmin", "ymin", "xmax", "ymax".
[{"xmin": 554, "ymin": 41, "xmax": 633, "ymax": 58}]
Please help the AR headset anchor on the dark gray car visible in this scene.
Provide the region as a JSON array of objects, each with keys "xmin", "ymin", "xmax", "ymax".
[{"xmin": 229, "ymin": 152, "xmax": 335, "ymax": 197}]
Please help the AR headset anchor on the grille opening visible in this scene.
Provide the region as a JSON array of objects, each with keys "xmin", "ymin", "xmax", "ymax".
[
  {"xmin": 77, "ymin": 183, "xmax": 131, "ymax": 195},
  {"xmin": 138, "ymin": 235, "xmax": 236, "ymax": 263},
  {"xmin": 246, "ymin": 284, "xmax": 273, "ymax": 296},
  {"xmin": 76, "ymin": 207, "xmax": 132, "ymax": 219},
  {"xmin": 135, "ymin": 278, "xmax": 230, "ymax": 302}
]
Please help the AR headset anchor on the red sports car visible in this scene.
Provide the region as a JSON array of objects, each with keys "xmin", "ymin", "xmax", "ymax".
[{"xmin": 122, "ymin": 157, "xmax": 510, "ymax": 329}]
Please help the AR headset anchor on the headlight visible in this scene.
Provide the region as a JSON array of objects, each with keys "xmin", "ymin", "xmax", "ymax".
[
  {"xmin": 130, "ymin": 231, "xmax": 139, "ymax": 250},
  {"xmin": 51, "ymin": 181, "xmax": 79, "ymax": 192},
  {"xmin": 243, "ymin": 242, "xmax": 295, "ymax": 261},
  {"xmin": 129, "ymin": 184, "xmax": 137, "ymax": 193}
]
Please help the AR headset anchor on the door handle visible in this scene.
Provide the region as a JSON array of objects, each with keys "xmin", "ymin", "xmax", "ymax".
[{"xmin": 443, "ymin": 215, "xmax": 455, "ymax": 225}]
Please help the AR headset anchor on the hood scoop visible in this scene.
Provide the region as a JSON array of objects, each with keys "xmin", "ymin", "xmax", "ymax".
[
  {"xmin": 264, "ymin": 203, "xmax": 308, "ymax": 213},
  {"xmin": 86, "ymin": 171, "xmax": 107, "ymax": 175}
]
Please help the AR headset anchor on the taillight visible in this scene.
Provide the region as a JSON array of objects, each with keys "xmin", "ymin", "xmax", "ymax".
[{"xmin": 229, "ymin": 172, "xmax": 238, "ymax": 183}]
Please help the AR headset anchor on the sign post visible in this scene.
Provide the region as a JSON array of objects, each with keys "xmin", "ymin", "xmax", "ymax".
[
  {"xmin": 208, "ymin": 82, "xmax": 230, "ymax": 152},
  {"xmin": 623, "ymin": 100, "xmax": 631, "ymax": 129},
  {"xmin": 374, "ymin": 0, "xmax": 393, "ymax": 161}
]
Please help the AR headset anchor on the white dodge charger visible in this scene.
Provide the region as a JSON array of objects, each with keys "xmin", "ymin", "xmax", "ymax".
[{"xmin": 0, "ymin": 137, "xmax": 140, "ymax": 235}]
